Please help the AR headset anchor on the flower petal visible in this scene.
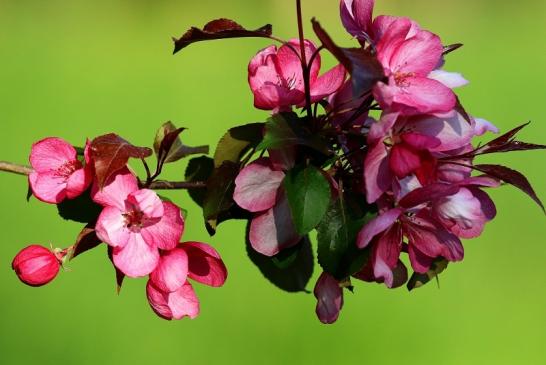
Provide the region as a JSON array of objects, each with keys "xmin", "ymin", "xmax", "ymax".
[
  {"xmin": 233, "ymin": 158, "xmax": 285, "ymax": 213},
  {"xmin": 146, "ymin": 281, "xmax": 200, "ymax": 320},
  {"xmin": 113, "ymin": 233, "xmax": 159, "ymax": 277},
  {"xmin": 314, "ymin": 272, "xmax": 343, "ymax": 324},
  {"xmin": 91, "ymin": 168, "xmax": 138, "ymax": 210},
  {"xmin": 65, "ymin": 167, "xmax": 93, "ymax": 199},
  {"xmin": 248, "ymin": 191, "xmax": 301, "ymax": 256},
  {"xmin": 29, "ymin": 170, "xmax": 68, "ymax": 204},
  {"xmin": 126, "ymin": 189, "xmax": 164, "ymax": 220},
  {"xmin": 356, "ymin": 208, "xmax": 402, "ymax": 248},
  {"xmin": 95, "ymin": 206, "xmax": 130, "ymax": 248},
  {"xmin": 29, "ymin": 137, "xmax": 77, "ymax": 173},
  {"xmin": 364, "ymin": 141, "xmax": 392, "ymax": 204},
  {"xmin": 140, "ymin": 202, "xmax": 184, "ymax": 251},
  {"xmin": 473, "ymin": 118, "xmax": 499, "ymax": 136},
  {"xmin": 182, "ymin": 242, "xmax": 228, "ymax": 287},
  {"xmin": 309, "ymin": 64, "xmax": 346, "ymax": 103},
  {"xmin": 150, "ymin": 248, "xmax": 189, "ymax": 293},
  {"xmin": 428, "ymin": 70, "xmax": 469, "ymax": 89}
]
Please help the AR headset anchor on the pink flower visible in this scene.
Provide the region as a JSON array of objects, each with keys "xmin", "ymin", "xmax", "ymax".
[
  {"xmin": 29, "ymin": 137, "xmax": 93, "ymax": 204},
  {"xmin": 92, "ymin": 168, "xmax": 184, "ymax": 278},
  {"xmin": 372, "ymin": 18, "xmax": 456, "ymax": 115},
  {"xmin": 340, "ymin": 0, "xmax": 375, "ymax": 40},
  {"xmin": 249, "ymin": 39, "xmax": 345, "ymax": 112},
  {"xmin": 147, "ymin": 242, "xmax": 227, "ymax": 320},
  {"xmin": 314, "ymin": 272, "xmax": 344, "ymax": 324},
  {"xmin": 12, "ymin": 245, "xmax": 62, "ymax": 287},
  {"xmin": 233, "ymin": 157, "xmax": 301, "ymax": 256}
]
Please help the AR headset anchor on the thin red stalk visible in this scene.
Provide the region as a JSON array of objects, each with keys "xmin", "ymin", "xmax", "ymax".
[{"xmin": 296, "ymin": 0, "xmax": 313, "ymax": 120}]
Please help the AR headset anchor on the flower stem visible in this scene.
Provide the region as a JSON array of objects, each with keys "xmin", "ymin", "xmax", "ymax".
[
  {"xmin": 296, "ymin": 0, "xmax": 313, "ymax": 120},
  {"xmin": 0, "ymin": 160, "xmax": 205, "ymax": 190}
]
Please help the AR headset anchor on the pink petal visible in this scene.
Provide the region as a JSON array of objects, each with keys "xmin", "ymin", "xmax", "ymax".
[
  {"xmin": 428, "ymin": 70, "xmax": 469, "ymax": 89},
  {"xmin": 309, "ymin": 64, "xmax": 346, "ymax": 103},
  {"xmin": 372, "ymin": 15, "xmax": 421, "ymax": 42},
  {"xmin": 364, "ymin": 141, "xmax": 392, "ymax": 203},
  {"xmin": 314, "ymin": 272, "xmax": 343, "ymax": 324},
  {"xmin": 433, "ymin": 187, "xmax": 496, "ymax": 239},
  {"xmin": 277, "ymin": 39, "xmax": 320, "ymax": 85},
  {"xmin": 65, "ymin": 167, "xmax": 93, "ymax": 199},
  {"xmin": 28, "ymin": 170, "xmax": 67, "ymax": 204},
  {"xmin": 95, "ymin": 206, "xmax": 131, "ymax": 248},
  {"xmin": 248, "ymin": 45, "xmax": 277, "ymax": 83},
  {"xmin": 126, "ymin": 189, "xmax": 164, "ymax": 220},
  {"xmin": 233, "ymin": 158, "xmax": 285, "ymax": 213},
  {"xmin": 141, "ymin": 202, "xmax": 184, "ymax": 251},
  {"xmin": 374, "ymin": 76, "xmax": 456, "ymax": 115},
  {"xmin": 150, "ymin": 248, "xmax": 189, "ymax": 293},
  {"xmin": 390, "ymin": 30, "xmax": 443, "ymax": 76},
  {"xmin": 407, "ymin": 244, "xmax": 435, "ymax": 274},
  {"xmin": 91, "ymin": 168, "xmax": 138, "ymax": 210},
  {"xmin": 389, "ymin": 143, "xmax": 422, "ymax": 179},
  {"xmin": 113, "ymin": 232, "xmax": 159, "ymax": 278},
  {"xmin": 375, "ymin": 18, "xmax": 413, "ymax": 72},
  {"xmin": 182, "ymin": 242, "xmax": 228, "ymax": 287},
  {"xmin": 29, "ymin": 137, "xmax": 77, "ymax": 173},
  {"xmin": 373, "ymin": 224, "xmax": 404, "ymax": 288},
  {"xmin": 473, "ymin": 118, "xmax": 499, "ymax": 136},
  {"xmin": 356, "ymin": 208, "xmax": 402, "ymax": 248},
  {"xmin": 367, "ymin": 112, "xmax": 399, "ymax": 145},
  {"xmin": 252, "ymin": 84, "xmax": 305, "ymax": 111},
  {"xmin": 402, "ymin": 112, "xmax": 474, "ymax": 152},
  {"xmin": 248, "ymin": 191, "xmax": 301, "ymax": 256},
  {"xmin": 146, "ymin": 281, "xmax": 200, "ymax": 320}
]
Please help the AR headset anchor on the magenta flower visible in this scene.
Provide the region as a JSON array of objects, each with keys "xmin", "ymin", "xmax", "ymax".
[
  {"xmin": 92, "ymin": 168, "xmax": 184, "ymax": 278},
  {"xmin": 146, "ymin": 242, "xmax": 227, "ymax": 320},
  {"xmin": 248, "ymin": 39, "xmax": 345, "ymax": 112},
  {"xmin": 314, "ymin": 272, "xmax": 344, "ymax": 324},
  {"xmin": 233, "ymin": 157, "xmax": 301, "ymax": 256},
  {"xmin": 29, "ymin": 137, "xmax": 93, "ymax": 204},
  {"xmin": 12, "ymin": 245, "xmax": 63, "ymax": 287},
  {"xmin": 340, "ymin": 0, "xmax": 375, "ymax": 40}
]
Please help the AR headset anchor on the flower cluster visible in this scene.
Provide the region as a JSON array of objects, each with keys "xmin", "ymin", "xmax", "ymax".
[
  {"xmin": 13, "ymin": 134, "xmax": 227, "ymax": 321},
  {"xmin": 6, "ymin": 0, "xmax": 544, "ymax": 326}
]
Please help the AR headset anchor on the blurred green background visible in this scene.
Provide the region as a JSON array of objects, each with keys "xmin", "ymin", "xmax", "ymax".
[{"xmin": 1, "ymin": 0, "xmax": 544, "ymax": 364}]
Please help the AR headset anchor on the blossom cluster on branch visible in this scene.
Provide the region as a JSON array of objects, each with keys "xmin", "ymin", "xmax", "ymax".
[{"xmin": 6, "ymin": 0, "xmax": 544, "ymax": 324}]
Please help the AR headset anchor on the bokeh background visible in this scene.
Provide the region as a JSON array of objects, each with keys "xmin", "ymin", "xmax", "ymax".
[{"xmin": 1, "ymin": 0, "xmax": 544, "ymax": 364}]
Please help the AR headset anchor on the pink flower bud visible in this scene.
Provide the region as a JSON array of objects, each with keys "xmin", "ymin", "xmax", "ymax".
[{"xmin": 12, "ymin": 245, "xmax": 61, "ymax": 287}]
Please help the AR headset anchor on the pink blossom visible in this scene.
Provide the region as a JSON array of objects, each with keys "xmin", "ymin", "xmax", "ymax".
[
  {"xmin": 28, "ymin": 137, "xmax": 93, "ymax": 204},
  {"xmin": 249, "ymin": 39, "xmax": 345, "ymax": 112},
  {"xmin": 92, "ymin": 168, "xmax": 184, "ymax": 278},
  {"xmin": 233, "ymin": 157, "xmax": 300, "ymax": 256},
  {"xmin": 372, "ymin": 18, "xmax": 456, "ymax": 115},
  {"xmin": 12, "ymin": 245, "xmax": 62, "ymax": 286},
  {"xmin": 340, "ymin": 0, "xmax": 375, "ymax": 41},
  {"xmin": 147, "ymin": 242, "xmax": 227, "ymax": 320},
  {"xmin": 314, "ymin": 272, "xmax": 344, "ymax": 324}
]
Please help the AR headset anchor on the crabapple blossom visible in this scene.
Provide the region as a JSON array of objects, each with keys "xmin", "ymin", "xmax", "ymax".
[
  {"xmin": 29, "ymin": 137, "xmax": 92, "ymax": 203},
  {"xmin": 248, "ymin": 39, "xmax": 345, "ymax": 113},
  {"xmin": 92, "ymin": 168, "xmax": 184, "ymax": 278},
  {"xmin": 12, "ymin": 245, "xmax": 64, "ymax": 287}
]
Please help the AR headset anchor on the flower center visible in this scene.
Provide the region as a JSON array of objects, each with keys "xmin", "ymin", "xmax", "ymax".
[
  {"xmin": 394, "ymin": 71, "xmax": 415, "ymax": 87},
  {"xmin": 123, "ymin": 209, "xmax": 145, "ymax": 231},
  {"xmin": 55, "ymin": 160, "xmax": 81, "ymax": 178},
  {"xmin": 278, "ymin": 74, "xmax": 299, "ymax": 90}
]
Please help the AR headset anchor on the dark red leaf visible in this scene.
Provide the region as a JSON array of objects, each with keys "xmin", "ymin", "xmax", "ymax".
[
  {"xmin": 173, "ymin": 19, "xmax": 273, "ymax": 54},
  {"xmin": 443, "ymin": 43, "xmax": 463, "ymax": 55},
  {"xmin": 70, "ymin": 225, "xmax": 102, "ymax": 260},
  {"xmin": 312, "ymin": 18, "xmax": 384, "ymax": 97},
  {"xmin": 107, "ymin": 246, "xmax": 125, "ymax": 294},
  {"xmin": 474, "ymin": 164, "xmax": 545, "ymax": 212},
  {"xmin": 399, "ymin": 183, "xmax": 461, "ymax": 209},
  {"xmin": 473, "ymin": 123, "xmax": 546, "ymax": 155},
  {"xmin": 90, "ymin": 134, "xmax": 152, "ymax": 188}
]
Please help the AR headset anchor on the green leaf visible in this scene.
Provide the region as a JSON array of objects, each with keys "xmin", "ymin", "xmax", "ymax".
[
  {"xmin": 185, "ymin": 156, "xmax": 215, "ymax": 207},
  {"xmin": 57, "ymin": 189, "xmax": 102, "ymax": 224},
  {"xmin": 246, "ymin": 226, "xmax": 314, "ymax": 293},
  {"xmin": 213, "ymin": 123, "xmax": 264, "ymax": 168},
  {"xmin": 407, "ymin": 259, "xmax": 449, "ymax": 291},
  {"xmin": 202, "ymin": 161, "xmax": 240, "ymax": 234},
  {"xmin": 283, "ymin": 165, "xmax": 331, "ymax": 235},
  {"xmin": 317, "ymin": 194, "xmax": 375, "ymax": 279},
  {"xmin": 256, "ymin": 113, "xmax": 332, "ymax": 155},
  {"xmin": 153, "ymin": 121, "xmax": 209, "ymax": 164}
]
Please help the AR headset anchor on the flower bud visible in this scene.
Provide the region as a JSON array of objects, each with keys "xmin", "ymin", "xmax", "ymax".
[{"xmin": 12, "ymin": 245, "xmax": 61, "ymax": 287}]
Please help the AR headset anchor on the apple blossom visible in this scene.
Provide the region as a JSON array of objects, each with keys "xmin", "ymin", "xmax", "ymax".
[{"xmin": 12, "ymin": 245, "xmax": 63, "ymax": 287}]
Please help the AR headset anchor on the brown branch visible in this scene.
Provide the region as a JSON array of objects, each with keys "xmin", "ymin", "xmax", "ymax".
[{"xmin": 0, "ymin": 160, "xmax": 206, "ymax": 190}]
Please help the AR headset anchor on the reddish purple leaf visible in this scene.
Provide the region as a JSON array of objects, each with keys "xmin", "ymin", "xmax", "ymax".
[
  {"xmin": 107, "ymin": 246, "xmax": 125, "ymax": 294},
  {"xmin": 474, "ymin": 164, "xmax": 545, "ymax": 212},
  {"xmin": 443, "ymin": 43, "xmax": 463, "ymax": 55},
  {"xmin": 399, "ymin": 183, "xmax": 461, "ymax": 209},
  {"xmin": 70, "ymin": 225, "xmax": 102, "ymax": 260},
  {"xmin": 312, "ymin": 19, "xmax": 384, "ymax": 97},
  {"xmin": 90, "ymin": 134, "xmax": 152, "ymax": 188},
  {"xmin": 173, "ymin": 19, "xmax": 273, "ymax": 54},
  {"xmin": 473, "ymin": 123, "xmax": 545, "ymax": 155}
]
